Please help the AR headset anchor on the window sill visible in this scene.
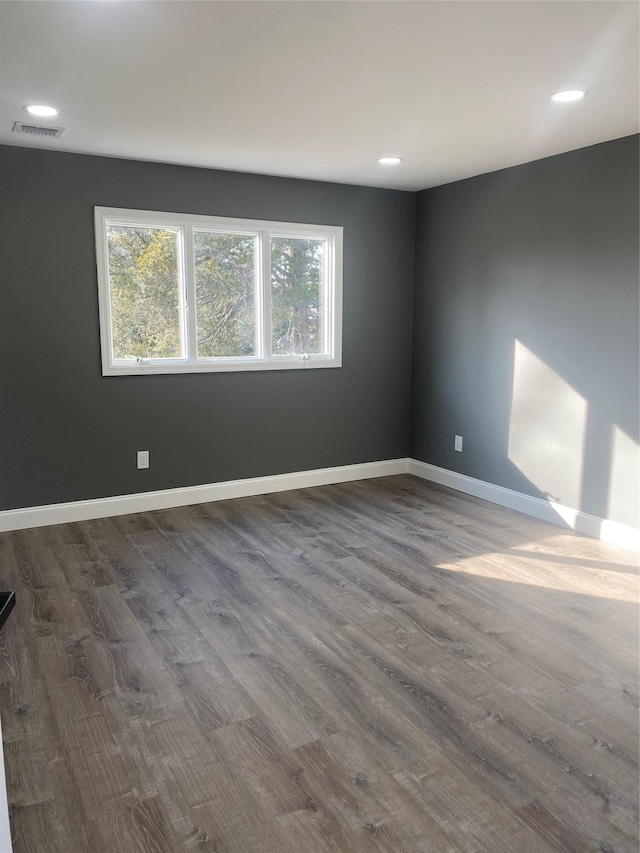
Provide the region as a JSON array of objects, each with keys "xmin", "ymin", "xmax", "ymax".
[{"xmin": 102, "ymin": 356, "xmax": 342, "ymax": 376}]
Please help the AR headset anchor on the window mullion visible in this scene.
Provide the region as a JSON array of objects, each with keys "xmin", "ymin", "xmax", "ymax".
[
  {"xmin": 183, "ymin": 224, "xmax": 198, "ymax": 363},
  {"xmin": 261, "ymin": 230, "xmax": 272, "ymax": 360}
]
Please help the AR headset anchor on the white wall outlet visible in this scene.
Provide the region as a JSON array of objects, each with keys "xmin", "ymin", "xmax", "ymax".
[
  {"xmin": 454, "ymin": 435, "xmax": 463, "ymax": 452},
  {"xmin": 137, "ymin": 450, "xmax": 150, "ymax": 469}
]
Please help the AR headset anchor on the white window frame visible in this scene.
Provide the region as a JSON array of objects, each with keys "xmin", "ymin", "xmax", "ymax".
[{"xmin": 95, "ymin": 207, "xmax": 343, "ymax": 376}]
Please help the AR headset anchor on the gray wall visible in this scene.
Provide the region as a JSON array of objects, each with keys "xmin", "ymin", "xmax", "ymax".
[
  {"xmin": 2, "ymin": 136, "xmax": 638, "ymax": 526},
  {"xmin": 411, "ymin": 135, "xmax": 640, "ymax": 527},
  {"xmin": 0, "ymin": 146, "xmax": 415, "ymax": 511}
]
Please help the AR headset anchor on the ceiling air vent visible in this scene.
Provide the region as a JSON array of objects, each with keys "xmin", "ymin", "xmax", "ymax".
[{"xmin": 12, "ymin": 121, "xmax": 65, "ymax": 138}]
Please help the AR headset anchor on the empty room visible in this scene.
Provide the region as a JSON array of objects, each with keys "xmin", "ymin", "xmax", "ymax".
[{"xmin": 0, "ymin": 1, "xmax": 638, "ymax": 851}]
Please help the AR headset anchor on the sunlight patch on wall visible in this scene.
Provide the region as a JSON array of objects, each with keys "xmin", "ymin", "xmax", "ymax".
[
  {"xmin": 607, "ymin": 425, "xmax": 640, "ymax": 529},
  {"xmin": 508, "ymin": 340, "xmax": 587, "ymax": 511}
]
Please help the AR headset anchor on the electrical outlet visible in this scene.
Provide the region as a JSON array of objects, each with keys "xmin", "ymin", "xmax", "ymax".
[
  {"xmin": 454, "ymin": 435, "xmax": 463, "ymax": 452},
  {"xmin": 137, "ymin": 450, "xmax": 150, "ymax": 469}
]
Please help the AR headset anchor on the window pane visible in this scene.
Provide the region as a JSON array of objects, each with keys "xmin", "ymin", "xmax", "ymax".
[
  {"xmin": 195, "ymin": 232, "xmax": 257, "ymax": 358},
  {"xmin": 107, "ymin": 226, "xmax": 183, "ymax": 359},
  {"xmin": 271, "ymin": 237, "xmax": 325, "ymax": 356}
]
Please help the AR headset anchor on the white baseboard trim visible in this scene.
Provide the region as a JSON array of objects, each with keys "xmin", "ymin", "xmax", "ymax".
[
  {"xmin": 2, "ymin": 457, "xmax": 637, "ymax": 551},
  {"xmin": 408, "ymin": 459, "xmax": 640, "ymax": 552},
  {"xmin": 0, "ymin": 459, "xmax": 410, "ymax": 533}
]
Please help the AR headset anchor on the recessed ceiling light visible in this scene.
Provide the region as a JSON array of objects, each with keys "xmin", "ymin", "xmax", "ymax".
[
  {"xmin": 25, "ymin": 104, "xmax": 59, "ymax": 117},
  {"xmin": 378, "ymin": 156, "xmax": 403, "ymax": 165},
  {"xmin": 550, "ymin": 90, "xmax": 586, "ymax": 103}
]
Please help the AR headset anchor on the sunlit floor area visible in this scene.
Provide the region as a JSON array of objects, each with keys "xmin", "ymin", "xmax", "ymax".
[{"xmin": 0, "ymin": 475, "xmax": 637, "ymax": 852}]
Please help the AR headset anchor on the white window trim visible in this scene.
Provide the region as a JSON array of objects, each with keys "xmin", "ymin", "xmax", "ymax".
[{"xmin": 95, "ymin": 207, "xmax": 343, "ymax": 376}]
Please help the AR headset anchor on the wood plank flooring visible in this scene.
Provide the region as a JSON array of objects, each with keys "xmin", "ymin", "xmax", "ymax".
[{"xmin": 0, "ymin": 475, "xmax": 637, "ymax": 852}]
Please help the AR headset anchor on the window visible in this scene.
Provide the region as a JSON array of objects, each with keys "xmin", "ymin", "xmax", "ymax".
[{"xmin": 95, "ymin": 207, "xmax": 342, "ymax": 375}]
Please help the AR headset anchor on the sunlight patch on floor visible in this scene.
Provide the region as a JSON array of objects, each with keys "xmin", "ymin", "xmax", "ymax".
[{"xmin": 435, "ymin": 534, "xmax": 638, "ymax": 602}]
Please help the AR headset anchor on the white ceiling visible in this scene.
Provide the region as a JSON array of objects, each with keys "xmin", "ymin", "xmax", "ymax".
[{"xmin": 0, "ymin": 1, "xmax": 638, "ymax": 191}]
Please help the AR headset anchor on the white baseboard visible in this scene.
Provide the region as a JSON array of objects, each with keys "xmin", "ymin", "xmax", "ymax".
[
  {"xmin": 0, "ymin": 459, "xmax": 410, "ymax": 533},
  {"xmin": 408, "ymin": 459, "xmax": 640, "ymax": 552},
  {"xmin": 2, "ymin": 457, "xmax": 637, "ymax": 552}
]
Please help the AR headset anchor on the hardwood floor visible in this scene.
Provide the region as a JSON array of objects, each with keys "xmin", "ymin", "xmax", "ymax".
[{"xmin": 0, "ymin": 475, "xmax": 637, "ymax": 852}]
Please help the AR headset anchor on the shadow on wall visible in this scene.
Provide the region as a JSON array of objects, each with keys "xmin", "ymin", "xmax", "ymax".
[{"xmin": 508, "ymin": 340, "xmax": 639, "ymax": 530}]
